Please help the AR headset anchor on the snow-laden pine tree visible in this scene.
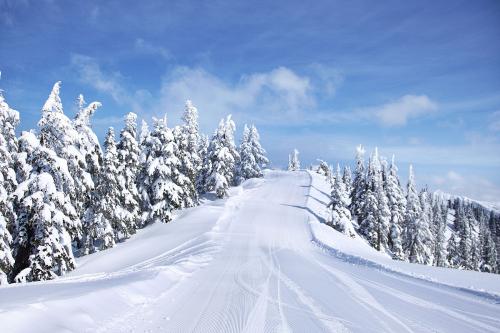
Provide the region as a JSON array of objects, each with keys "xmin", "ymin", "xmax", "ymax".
[
  {"xmin": 12, "ymin": 132, "xmax": 80, "ymax": 282},
  {"xmin": 172, "ymin": 100, "xmax": 202, "ymax": 207},
  {"xmin": 404, "ymin": 182, "xmax": 433, "ymax": 265},
  {"xmin": 432, "ymin": 201, "xmax": 448, "ymax": 267},
  {"xmin": 470, "ymin": 228, "xmax": 481, "ymax": 271},
  {"xmin": 416, "ymin": 190, "xmax": 435, "ymax": 265},
  {"xmin": 80, "ymin": 128, "xmax": 118, "ymax": 254},
  {"xmin": 139, "ymin": 119, "xmax": 150, "ymax": 147},
  {"xmin": 457, "ymin": 205, "xmax": 473, "ymax": 270},
  {"xmin": 358, "ymin": 148, "xmax": 390, "ymax": 251},
  {"xmin": 447, "ymin": 232, "xmax": 460, "ymax": 268},
  {"xmin": 403, "ymin": 165, "xmax": 420, "ymax": 257},
  {"xmin": 74, "ymin": 95, "xmax": 104, "ymax": 254},
  {"xmin": 342, "ymin": 166, "xmax": 352, "ymax": 198},
  {"xmin": 74, "ymin": 95, "xmax": 102, "ymax": 183},
  {"xmin": 196, "ymin": 134, "xmax": 210, "ymax": 194},
  {"xmin": 138, "ymin": 120, "xmax": 151, "ymax": 224},
  {"xmin": 327, "ymin": 164, "xmax": 356, "ymax": 237},
  {"xmin": 316, "ymin": 160, "xmax": 331, "ymax": 179},
  {"xmin": 480, "ymin": 225, "xmax": 498, "ymax": 273},
  {"xmin": 202, "ymin": 116, "xmax": 239, "ymax": 198},
  {"xmin": 350, "ymin": 145, "xmax": 366, "ymax": 224},
  {"xmin": 116, "ymin": 113, "xmax": 141, "ymax": 234},
  {"xmin": 384, "ymin": 155, "xmax": 406, "ymax": 260},
  {"xmin": 288, "ymin": 149, "xmax": 300, "ymax": 171},
  {"xmin": 0, "ymin": 90, "xmax": 19, "ymax": 284},
  {"xmin": 141, "ymin": 116, "xmax": 186, "ymax": 223},
  {"xmin": 238, "ymin": 124, "xmax": 269, "ymax": 181},
  {"xmin": 249, "ymin": 125, "xmax": 268, "ymax": 174},
  {"xmin": 38, "ymin": 82, "xmax": 92, "ymax": 223}
]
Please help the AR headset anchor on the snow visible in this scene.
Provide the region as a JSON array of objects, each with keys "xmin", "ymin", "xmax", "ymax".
[{"xmin": 0, "ymin": 170, "xmax": 499, "ymax": 332}]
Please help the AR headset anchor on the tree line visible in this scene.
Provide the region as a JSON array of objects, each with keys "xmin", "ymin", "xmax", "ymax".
[
  {"xmin": 315, "ymin": 145, "xmax": 499, "ymax": 274},
  {"xmin": 0, "ymin": 82, "xmax": 268, "ymax": 284}
]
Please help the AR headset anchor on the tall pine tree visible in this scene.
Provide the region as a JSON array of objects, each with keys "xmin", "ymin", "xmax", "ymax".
[
  {"xmin": 0, "ymin": 90, "xmax": 19, "ymax": 284},
  {"xmin": 12, "ymin": 132, "xmax": 80, "ymax": 282},
  {"xmin": 116, "ymin": 113, "xmax": 140, "ymax": 235}
]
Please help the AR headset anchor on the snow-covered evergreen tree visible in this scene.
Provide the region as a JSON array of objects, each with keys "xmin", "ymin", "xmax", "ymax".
[
  {"xmin": 0, "ymin": 90, "xmax": 19, "ymax": 284},
  {"xmin": 80, "ymin": 128, "xmax": 118, "ymax": 253},
  {"xmin": 196, "ymin": 134, "xmax": 210, "ymax": 194},
  {"xmin": 350, "ymin": 145, "xmax": 366, "ymax": 224},
  {"xmin": 202, "ymin": 116, "xmax": 239, "ymax": 198},
  {"xmin": 403, "ymin": 165, "xmax": 431, "ymax": 264},
  {"xmin": 384, "ymin": 155, "xmax": 406, "ymax": 260},
  {"xmin": 327, "ymin": 165, "xmax": 356, "ymax": 237},
  {"xmin": 288, "ymin": 149, "xmax": 300, "ymax": 171},
  {"xmin": 74, "ymin": 95, "xmax": 102, "ymax": 182},
  {"xmin": 358, "ymin": 149, "xmax": 390, "ymax": 251},
  {"xmin": 415, "ymin": 190, "xmax": 434, "ymax": 265},
  {"xmin": 116, "ymin": 113, "xmax": 140, "ymax": 234},
  {"xmin": 432, "ymin": 202, "xmax": 447, "ymax": 267},
  {"xmin": 447, "ymin": 232, "xmax": 460, "ymax": 268},
  {"xmin": 315, "ymin": 160, "xmax": 331, "ymax": 179},
  {"xmin": 249, "ymin": 125, "xmax": 268, "ymax": 173},
  {"xmin": 141, "ymin": 116, "xmax": 186, "ymax": 223},
  {"xmin": 74, "ymin": 95, "xmax": 104, "ymax": 254},
  {"xmin": 38, "ymin": 82, "xmax": 92, "ymax": 223},
  {"xmin": 480, "ymin": 225, "xmax": 498, "ymax": 273},
  {"xmin": 12, "ymin": 132, "xmax": 79, "ymax": 282},
  {"xmin": 238, "ymin": 124, "xmax": 269, "ymax": 181},
  {"xmin": 173, "ymin": 100, "xmax": 202, "ymax": 206},
  {"xmin": 342, "ymin": 166, "xmax": 352, "ymax": 198},
  {"xmin": 458, "ymin": 206, "xmax": 473, "ymax": 270},
  {"xmin": 139, "ymin": 119, "xmax": 150, "ymax": 147}
]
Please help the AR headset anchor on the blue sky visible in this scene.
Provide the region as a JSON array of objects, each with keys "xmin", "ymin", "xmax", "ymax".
[{"xmin": 1, "ymin": 0, "xmax": 500, "ymax": 202}]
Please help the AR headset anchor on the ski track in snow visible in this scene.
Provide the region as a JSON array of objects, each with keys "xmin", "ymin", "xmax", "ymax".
[{"xmin": 0, "ymin": 170, "xmax": 499, "ymax": 332}]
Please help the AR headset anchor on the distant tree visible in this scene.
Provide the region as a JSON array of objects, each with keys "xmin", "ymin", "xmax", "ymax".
[
  {"xmin": 446, "ymin": 232, "xmax": 460, "ymax": 268},
  {"xmin": 342, "ymin": 166, "xmax": 352, "ymax": 197},
  {"xmin": 315, "ymin": 160, "xmax": 331, "ymax": 179},
  {"xmin": 327, "ymin": 165, "xmax": 356, "ymax": 237},
  {"xmin": 359, "ymin": 148, "xmax": 390, "ymax": 252},
  {"xmin": 384, "ymin": 155, "xmax": 406, "ymax": 260},
  {"xmin": 350, "ymin": 145, "xmax": 367, "ymax": 224},
  {"xmin": 202, "ymin": 116, "xmax": 239, "ymax": 198},
  {"xmin": 288, "ymin": 149, "xmax": 300, "ymax": 171},
  {"xmin": 480, "ymin": 225, "xmax": 498, "ymax": 273},
  {"xmin": 432, "ymin": 202, "xmax": 448, "ymax": 267},
  {"xmin": 238, "ymin": 124, "xmax": 269, "ymax": 181}
]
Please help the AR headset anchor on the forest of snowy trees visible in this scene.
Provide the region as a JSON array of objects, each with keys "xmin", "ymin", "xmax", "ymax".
[
  {"xmin": 315, "ymin": 145, "xmax": 499, "ymax": 274},
  {"xmin": 0, "ymin": 82, "xmax": 268, "ymax": 284}
]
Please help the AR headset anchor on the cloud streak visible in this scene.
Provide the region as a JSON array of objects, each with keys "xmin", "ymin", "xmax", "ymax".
[
  {"xmin": 358, "ymin": 94, "xmax": 437, "ymax": 127},
  {"xmin": 134, "ymin": 38, "xmax": 171, "ymax": 60},
  {"xmin": 158, "ymin": 66, "xmax": 315, "ymax": 129}
]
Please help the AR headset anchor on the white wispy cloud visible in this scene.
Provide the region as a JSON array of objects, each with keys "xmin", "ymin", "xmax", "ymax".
[
  {"xmin": 70, "ymin": 54, "xmax": 152, "ymax": 114},
  {"xmin": 358, "ymin": 94, "xmax": 437, "ymax": 126},
  {"xmin": 134, "ymin": 38, "xmax": 171, "ymax": 60},
  {"xmin": 157, "ymin": 66, "xmax": 314, "ymax": 129}
]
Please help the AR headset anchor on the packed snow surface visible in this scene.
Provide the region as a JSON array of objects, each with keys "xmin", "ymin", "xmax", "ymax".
[{"xmin": 0, "ymin": 171, "xmax": 499, "ymax": 332}]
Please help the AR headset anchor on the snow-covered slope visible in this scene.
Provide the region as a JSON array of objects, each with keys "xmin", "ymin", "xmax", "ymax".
[{"xmin": 0, "ymin": 171, "xmax": 499, "ymax": 332}]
